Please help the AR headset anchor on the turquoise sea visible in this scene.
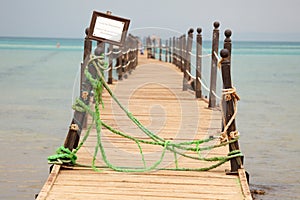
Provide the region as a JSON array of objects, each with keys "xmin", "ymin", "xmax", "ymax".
[{"xmin": 0, "ymin": 37, "xmax": 299, "ymax": 199}]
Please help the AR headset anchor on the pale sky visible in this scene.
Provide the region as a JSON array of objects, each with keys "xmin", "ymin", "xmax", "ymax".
[{"xmin": 1, "ymin": 0, "xmax": 299, "ymax": 41}]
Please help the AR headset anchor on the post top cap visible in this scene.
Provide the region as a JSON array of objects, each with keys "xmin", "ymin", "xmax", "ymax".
[
  {"xmin": 188, "ymin": 28, "xmax": 194, "ymax": 34},
  {"xmin": 225, "ymin": 29, "xmax": 232, "ymax": 38},
  {"xmin": 197, "ymin": 28, "xmax": 202, "ymax": 34},
  {"xmin": 85, "ymin": 27, "xmax": 90, "ymax": 35},
  {"xmin": 213, "ymin": 21, "xmax": 220, "ymax": 29},
  {"xmin": 220, "ymin": 49, "xmax": 229, "ymax": 58}
]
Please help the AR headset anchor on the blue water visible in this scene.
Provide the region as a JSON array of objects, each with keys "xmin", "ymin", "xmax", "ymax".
[{"xmin": 0, "ymin": 37, "xmax": 299, "ymax": 199}]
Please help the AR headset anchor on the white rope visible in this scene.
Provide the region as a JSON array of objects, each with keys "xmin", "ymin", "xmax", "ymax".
[
  {"xmin": 186, "ymin": 70, "xmax": 196, "ymax": 79},
  {"xmin": 112, "ymin": 50, "xmax": 122, "ymax": 55},
  {"xmin": 113, "ymin": 65, "xmax": 122, "ymax": 70},
  {"xmin": 104, "ymin": 66, "xmax": 112, "ymax": 72},
  {"xmin": 189, "ymin": 51, "xmax": 196, "ymax": 57},
  {"xmin": 199, "ymin": 53, "xmax": 211, "ymax": 58},
  {"xmin": 197, "ymin": 77, "xmax": 221, "ymax": 100},
  {"xmin": 105, "ymin": 51, "xmax": 112, "ymax": 56}
]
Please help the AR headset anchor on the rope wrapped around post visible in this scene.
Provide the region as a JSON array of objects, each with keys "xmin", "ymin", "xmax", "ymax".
[{"xmin": 219, "ymin": 48, "xmax": 244, "ymax": 174}]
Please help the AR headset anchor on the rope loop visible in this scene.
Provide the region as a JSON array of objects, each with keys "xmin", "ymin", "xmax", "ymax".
[
  {"xmin": 48, "ymin": 146, "xmax": 77, "ymax": 165},
  {"xmin": 222, "ymin": 87, "xmax": 240, "ymax": 101}
]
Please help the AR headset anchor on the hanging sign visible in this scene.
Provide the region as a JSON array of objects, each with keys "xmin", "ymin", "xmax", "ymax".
[{"xmin": 88, "ymin": 11, "xmax": 130, "ymax": 46}]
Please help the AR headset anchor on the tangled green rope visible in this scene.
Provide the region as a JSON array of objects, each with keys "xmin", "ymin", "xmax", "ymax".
[{"xmin": 48, "ymin": 54, "xmax": 243, "ymax": 172}]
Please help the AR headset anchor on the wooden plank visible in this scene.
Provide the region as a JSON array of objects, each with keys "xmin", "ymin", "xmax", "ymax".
[
  {"xmin": 238, "ymin": 168, "xmax": 253, "ymax": 200},
  {"xmin": 36, "ymin": 165, "xmax": 61, "ymax": 200}
]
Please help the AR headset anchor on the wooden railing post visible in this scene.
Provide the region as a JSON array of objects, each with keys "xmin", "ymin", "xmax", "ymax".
[
  {"xmin": 183, "ymin": 28, "xmax": 194, "ymax": 91},
  {"xmin": 220, "ymin": 48, "xmax": 243, "ymax": 174},
  {"xmin": 180, "ymin": 35, "xmax": 186, "ymax": 72},
  {"xmin": 147, "ymin": 37, "xmax": 152, "ymax": 59},
  {"xmin": 195, "ymin": 28, "xmax": 202, "ymax": 98},
  {"xmin": 107, "ymin": 43, "xmax": 113, "ymax": 84},
  {"xmin": 169, "ymin": 37, "xmax": 172, "ymax": 63},
  {"xmin": 172, "ymin": 37, "xmax": 175, "ymax": 65},
  {"xmin": 159, "ymin": 38, "xmax": 162, "ymax": 61},
  {"xmin": 165, "ymin": 40, "xmax": 168, "ymax": 62},
  {"xmin": 135, "ymin": 37, "xmax": 138, "ymax": 68},
  {"xmin": 208, "ymin": 21, "xmax": 220, "ymax": 108},
  {"xmin": 81, "ymin": 27, "xmax": 92, "ymax": 100},
  {"xmin": 64, "ymin": 28, "xmax": 95, "ymax": 150},
  {"xmin": 152, "ymin": 38, "xmax": 156, "ymax": 59},
  {"xmin": 224, "ymin": 29, "xmax": 232, "ymax": 61},
  {"xmin": 117, "ymin": 47, "xmax": 123, "ymax": 80}
]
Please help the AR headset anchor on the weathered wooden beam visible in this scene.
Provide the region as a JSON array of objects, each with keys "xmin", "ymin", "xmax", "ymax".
[
  {"xmin": 208, "ymin": 21, "xmax": 220, "ymax": 108},
  {"xmin": 195, "ymin": 28, "xmax": 202, "ymax": 98},
  {"xmin": 220, "ymin": 48, "xmax": 243, "ymax": 173}
]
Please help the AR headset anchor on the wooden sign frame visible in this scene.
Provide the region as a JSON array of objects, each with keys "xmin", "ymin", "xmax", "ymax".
[{"xmin": 88, "ymin": 11, "xmax": 130, "ymax": 46}]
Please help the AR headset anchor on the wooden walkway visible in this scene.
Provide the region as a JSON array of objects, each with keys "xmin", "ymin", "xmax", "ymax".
[{"xmin": 37, "ymin": 54, "xmax": 251, "ymax": 200}]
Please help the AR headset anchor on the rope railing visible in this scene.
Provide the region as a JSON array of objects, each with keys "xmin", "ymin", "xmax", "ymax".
[{"xmin": 145, "ymin": 23, "xmax": 244, "ymax": 173}]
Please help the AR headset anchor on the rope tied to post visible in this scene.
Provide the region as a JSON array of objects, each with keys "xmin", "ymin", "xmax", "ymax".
[
  {"xmin": 222, "ymin": 87, "xmax": 240, "ymax": 101},
  {"xmin": 219, "ymin": 87, "xmax": 240, "ymax": 143}
]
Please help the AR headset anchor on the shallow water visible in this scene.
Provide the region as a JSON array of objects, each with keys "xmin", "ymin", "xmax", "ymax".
[{"xmin": 0, "ymin": 38, "xmax": 299, "ymax": 199}]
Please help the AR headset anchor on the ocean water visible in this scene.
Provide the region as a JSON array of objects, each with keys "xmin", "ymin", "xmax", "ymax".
[{"xmin": 0, "ymin": 37, "xmax": 299, "ymax": 200}]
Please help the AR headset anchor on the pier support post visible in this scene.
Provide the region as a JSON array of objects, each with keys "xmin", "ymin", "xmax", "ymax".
[
  {"xmin": 180, "ymin": 35, "xmax": 186, "ymax": 72},
  {"xmin": 159, "ymin": 38, "xmax": 162, "ymax": 61},
  {"xmin": 220, "ymin": 48, "xmax": 243, "ymax": 174},
  {"xmin": 183, "ymin": 28, "xmax": 194, "ymax": 91},
  {"xmin": 108, "ymin": 43, "xmax": 113, "ymax": 84},
  {"xmin": 208, "ymin": 21, "xmax": 220, "ymax": 108},
  {"xmin": 195, "ymin": 28, "xmax": 202, "ymax": 98},
  {"xmin": 223, "ymin": 29, "xmax": 232, "ymax": 61},
  {"xmin": 172, "ymin": 37, "xmax": 175, "ymax": 65},
  {"xmin": 165, "ymin": 40, "xmax": 168, "ymax": 62},
  {"xmin": 117, "ymin": 47, "xmax": 123, "ymax": 80},
  {"xmin": 169, "ymin": 37, "xmax": 172, "ymax": 63}
]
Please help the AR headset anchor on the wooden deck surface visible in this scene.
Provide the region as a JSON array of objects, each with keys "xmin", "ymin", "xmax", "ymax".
[{"xmin": 37, "ymin": 54, "xmax": 251, "ymax": 200}]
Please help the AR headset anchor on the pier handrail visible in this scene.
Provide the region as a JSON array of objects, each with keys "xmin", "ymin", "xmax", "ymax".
[{"xmin": 146, "ymin": 22, "xmax": 244, "ymax": 173}]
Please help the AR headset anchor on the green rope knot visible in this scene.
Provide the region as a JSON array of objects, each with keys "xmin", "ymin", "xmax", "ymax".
[{"xmin": 48, "ymin": 146, "xmax": 77, "ymax": 165}]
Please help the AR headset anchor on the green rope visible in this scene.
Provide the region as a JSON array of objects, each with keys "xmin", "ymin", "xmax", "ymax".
[
  {"xmin": 48, "ymin": 54, "xmax": 244, "ymax": 173},
  {"xmin": 48, "ymin": 146, "xmax": 77, "ymax": 165}
]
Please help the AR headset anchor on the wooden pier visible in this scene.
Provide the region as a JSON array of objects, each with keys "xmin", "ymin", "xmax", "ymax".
[
  {"xmin": 36, "ymin": 19, "xmax": 252, "ymax": 199},
  {"xmin": 37, "ymin": 54, "xmax": 251, "ymax": 200}
]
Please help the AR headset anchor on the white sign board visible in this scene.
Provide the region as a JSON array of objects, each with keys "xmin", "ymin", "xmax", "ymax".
[{"xmin": 88, "ymin": 11, "xmax": 130, "ymax": 46}]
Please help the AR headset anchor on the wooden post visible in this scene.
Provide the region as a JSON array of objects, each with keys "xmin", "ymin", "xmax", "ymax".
[
  {"xmin": 159, "ymin": 38, "xmax": 162, "ymax": 61},
  {"xmin": 107, "ymin": 44, "xmax": 113, "ymax": 84},
  {"xmin": 183, "ymin": 28, "xmax": 194, "ymax": 91},
  {"xmin": 128, "ymin": 35, "xmax": 133, "ymax": 73},
  {"xmin": 208, "ymin": 21, "xmax": 220, "ymax": 108},
  {"xmin": 80, "ymin": 28, "xmax": 92, "ymax": 129},
  {"xmin": 180, "ymin": 35, "xmax": 186, "ymax": 72},
  {"xmin": 169, "ymin": 37, "xmax": 172, "ymax": 63},
  {"xmin": 220, "ymin": 48, "xmax": 243, "ymax": 174},
  {"xmin": 117, "ymin": 48, "xmax": 123, "ymax": 80},
  {"xmin": 135, "ymin": 37, "xmax": 138, "ymax": 68},
  {"xmin": 64, "ymin": 28, "xmax": 96, "ymax": 150},
  {"xmin": 195, "ymin": 28, "xmax": 202, "ymax": 98},
  {"xmin": 172, "ymin": 37, "xmax": 175, "ymax": 65},
  {"xmin": 165, "ymin": 40, "xmax": 168, "ymax": 62},
  {"xmin": 224, "ymin": 29, "xmax": 232, "ymax": 61},
  {"xmin": 152, "ymin": 38, "xmax": 156, "ymax": 59},
  {"xmin": 81, "ymin": 28, "xmax": 92, "ymax": 100},
  {"xmin": 146, "ymin": 37, "xmax": 152, "ymax": 59}
]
